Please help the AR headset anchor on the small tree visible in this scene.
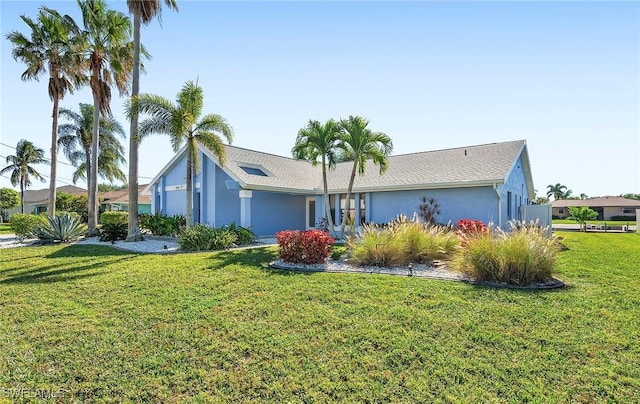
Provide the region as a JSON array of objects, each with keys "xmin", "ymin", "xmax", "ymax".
[
  {"xmin": 418, "ymin": 196, "xmax": 440, "ymax": 225},
  {"xmin": 568, "ymin": 206, "xmax": 598, "ymax": 231},
  {"xmin": 0, "ymin": 188, "xmax": 20, "ymax": 222}
]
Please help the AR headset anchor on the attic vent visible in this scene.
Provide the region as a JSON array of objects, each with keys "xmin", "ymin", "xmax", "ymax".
[
  {"xmin": 240, "ymin": 166, "xmax": 268, "ymax": 177},
  {"xmin": 464, "ymin": 149, "xmax": 467, "ymax": 156}
]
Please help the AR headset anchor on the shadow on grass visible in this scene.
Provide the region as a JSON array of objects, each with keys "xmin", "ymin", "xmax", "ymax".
[
  {"xmin": 1, "ymin": 252, "xmax": 137, "ymax": 285},
  {"xmin": 206, "ymin": 246, "xmax": 278, "ymax": 270},
  {"xmin": 46, "ymin": 243, "xmax": 138, "ymax": 258}
]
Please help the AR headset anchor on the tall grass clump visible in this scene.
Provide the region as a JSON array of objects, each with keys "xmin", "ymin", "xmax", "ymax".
[
  {"xmin": 347, "ymin": 215, "xmax": 459, "ymax": 267},
  {"xmin": 455, "ymin": 222, "xmax": 560, "ymax": 285},
  {"xmin": 178, "ymin": 224, "xmax": 237, "ymax": 251}
]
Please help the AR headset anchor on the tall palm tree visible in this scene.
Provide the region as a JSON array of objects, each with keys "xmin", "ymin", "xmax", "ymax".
[
  {"xmin": 126, "ymin": 0, "xmax": 178, "ymax": 242},
  {"xmin": 129, "ymin": 80, "xmax": 233, "ymax": 227},
  {"xmin": 338, "ymin": 115, "xmax": 393, "ymax": 239},
  {"xmin": 78, "ymin": 0, "xmax": 134, "ymax": 233},
  {"xmin": 546, "ymin": 183, "xmax": 568, "ymax": 201},
  {"xmin": 292, "ymin": 119, "xmax": 342, "ymax": 235},
  {"xmin": 6, "ymin": 7, "xmax": 85, "ymax": 217},
  {"xmin": 0, "ymin": 140, "xmax": 49, "ymax": 214},
  {"xmin": 58, "ymin": 103, "xmax": 127, "ymax": 185}
]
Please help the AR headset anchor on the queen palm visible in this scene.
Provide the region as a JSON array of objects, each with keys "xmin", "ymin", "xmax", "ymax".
[
  {"xmin": 0, "ymin": 140, "xmax": 49, "ymax": 214},
  {"xmin": 129, "ymin": 80, "xmax": 233, "ymax": 227},
  {"xmin": 338, "ymin": 115, "xmax": 393, "ymax": 239},
  {"xmin": 58, "ymin": 103, "xmax": 127, "ymax": 185},
  {"xmin": 78, "ymin": 0, "xmax": 134, "ymax": 233},
  {"xmin": 292, "ymin": 119, "xmax": 342, "ymax": 235},
  {"xmin": 126, "ymin": 0, "xmax": 178, "ymax": 241},
  {"xmin": 6, "ymin": 7, "xmax": 84, "ymax": 217}
]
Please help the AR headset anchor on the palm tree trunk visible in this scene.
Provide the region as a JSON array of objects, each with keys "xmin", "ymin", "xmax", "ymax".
[
  {"xmin": 88, "ymin": 90, "xmax": 101, "ymax": 234},
  {"xmin": 126, "ymin": 14, "xmax": 142, "ymax": 241},
  {"xmin": 20, "ymin": 179, "xmax": 25, "ymax": 214},
  {"xmin": 186, "ymin": 151, "xmax": 193, "ymax": 227},
  {"xmin": 321, "ymin": 156, "xmax": 335, "ymax": 236},
  {"xmin": 48, "ymin": 97, "xmax": 59, "ymax": 218},
  {"xmin": 339, "ymin": 162, "xmax": 358, "ymax": 239}
]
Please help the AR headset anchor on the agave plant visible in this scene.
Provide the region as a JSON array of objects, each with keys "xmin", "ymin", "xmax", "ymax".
[{"xmin": 35, "ymin": 213, "xmax": 88, "ymax": 243}]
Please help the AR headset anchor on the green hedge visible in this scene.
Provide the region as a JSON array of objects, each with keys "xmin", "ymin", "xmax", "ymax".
[{"xmin": 101, "ymin": 211, "xmax": 128, "ymax": 225}]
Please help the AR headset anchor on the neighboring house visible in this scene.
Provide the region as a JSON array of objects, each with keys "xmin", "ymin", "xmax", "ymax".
[
  {"xmin": 552, "ymin": 197, "xmax": 640, "ymax": 220},
  {"xmin": 144, "ymin": 140, "xmax": 536, "ymax": 236},
  {"xmin": 5, "ymin": 185, "xmax": 86, "ymax": 217},
  {"xmin": 100, "ymin": 184, "xmax": 152, "ymax": 215}
]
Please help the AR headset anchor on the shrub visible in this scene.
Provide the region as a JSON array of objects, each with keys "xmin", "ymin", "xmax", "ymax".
[
  {"xmin": 99, "ymin": 222, "xmax": 128, "ymax": 242},
  {"xmin": 34, "ymin": 213, "xmax": 88, "ymax": 243},
  {"xmin": 224, "ymin": 222, "xmax": 257, "ymax": 245},
  {"xmin": 568, "ymin": 207, "xmax": 598, "ymax": 231},
  {"xmin": 9, "ymin": 213, "xmax": 46, "ymax": 241},
  {"xmin": 276, "ymin": 230, "xmax": 335, "ymax": 264},
  {"xmin": 610, "ymin": 215, "xmax": 635, "ymax": 221},
  {"xmin": 178, "ymin": 224, "xmax": 237, "ymax": 251},
  {"xmin": 140, "ymin": 212, "xmax": 185, "ymax": 236},
  {"xmin": 101, "ymin": 211, "xmax": 128, "ymax": 225},
  {"xmin": 347, "ymin": 216, "xmax": 459, "ymax": 267},
  {"xmin": 456, "ymin": 219, "xmax": 488, "ymax": 236},
  {"xmin": 454, "ymin": 222, "xmax": 560, "ymax": 285}
]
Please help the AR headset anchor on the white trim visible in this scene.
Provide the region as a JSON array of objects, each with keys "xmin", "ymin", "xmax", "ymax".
[
  {"xmin": 239, "ymin": 190, "xmax": 253, "ymax": 199},
  {"xmin": 165, "ymin": 182, "xmax": 200, "ymax": 192}
]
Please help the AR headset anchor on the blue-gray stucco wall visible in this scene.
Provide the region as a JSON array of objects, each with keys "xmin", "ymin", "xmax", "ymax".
[
  {"xmin": 213, "ymin": 165, "xmax": 241, "ymax": 228},
  {"xmin": 250, "ymin": 191, "xmax": 306, "ymax": 236},
  {"xmin": 369, "ymin": 187, "xmax": 499, "ymax": 226},
  {"xmin": 500, "ymin": 155, "xmax": 529, "ymax": 222}
]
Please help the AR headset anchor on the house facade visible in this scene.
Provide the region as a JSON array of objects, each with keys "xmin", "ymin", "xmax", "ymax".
[
  {"xmin": 144, "ymin": 140, "xmax": 536, "ymax": 236},
  {"xmin": 5, "ymin": 185, "xmax": 86, "ymax": 218},
  {"xmin": 552, "ymin": 197, "xmax": 640, "ymax": 220}
]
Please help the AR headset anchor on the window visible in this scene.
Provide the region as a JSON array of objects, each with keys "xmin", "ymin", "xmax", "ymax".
[
  {"xmin": 239, "ymin": 166, "xmax": 268, "ymax": 176},
  {"xmin": 340, "ymin": 194, "xmax": 356, "ymax": 225},
  {"xmin": 359, "ymin": 194, "xmax": 366, "ymax": 225},
  {"xmin": 507, "ymin": 192, "xmax": 512, "ymax": 219},
  {"xmin": 622, "ymin": 208, "xmax": 634, "ymax": 214},
  {"xmin": 558, "ymin": 208, "xmax": 565, "ymax": 214}
]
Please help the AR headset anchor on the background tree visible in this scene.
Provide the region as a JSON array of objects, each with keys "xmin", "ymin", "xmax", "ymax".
[
  {"xmin": 338, "ymin": 115, "xmax": 393, "ymax": 239},
  {"xmin": 56, "ymin": 192, "xmax": 89, "ymax": 222},
  {"xmin": 78, "ymin": 0, "xmax": 134, "ymax": 234},
  {"xmin": 58, "ymin": 103, "xmax": 127, "ymax": 185},
  {"xmin": 533, "ymin": 196, "xmax": 550, "ymax": 205},
  {"xmin": 292, "ymin": 119, "xmax": 342, "ymax": 235},
  {"xmin": 0, "ymin": 188, "xmax": 20, "ymax": 222},
  {"xmin": 0, "ymin": 140, "xmax": 49, "ymax": 214},
  {"xmin": 6, "ymin": 6, "xmax": 84, "ymax": 217},
  {"xmin": 129, "ymin": 80, "xmax": 233, "ymax": 227},
  {"xmin": 622, "ymin": 193, "xmax": 640, "ymax": 200},
  {"xmin": 126, "ymin": 0, "xmax": 178, "ymax": 242},
  {"xmin": 546, "ymin": 183, "xmax": 570, "ymax": 201},
  {"xmin": 568, "ymin": 206, "xmax": 598, "ymax": 231}
]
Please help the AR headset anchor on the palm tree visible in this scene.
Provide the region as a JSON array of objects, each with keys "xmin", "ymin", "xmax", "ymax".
[
  {"xmin": 0, "ymin": 140, "xmax": 49, "ymax": 214},
  {"xmin": 129, "ymin": 80, "xmax": 233, "ymax": 227},
  {"xmin": 6, "ymin": 7, "xmax": 84, "ymax": 217},
  {"xmin": 126, "ymin": 0, "xmax": 178, "ymax": 242},
  {"xmin": 546, "ymin": 183, "xmax": 568, "ymax": 201},
  {"xmin": 292, "ymin": 119, "xmax": 342, "ymax": 235},
  {"xmin": 338, "ymin": 115, "xmax": 393, "ymax": 239},
  {"xmin": 58, "ymin": 103, "xmax": 127, "ymax": 185},
  {"xmin": 78, "ymin": 0, "xmax": 134, "ymax": 233}
]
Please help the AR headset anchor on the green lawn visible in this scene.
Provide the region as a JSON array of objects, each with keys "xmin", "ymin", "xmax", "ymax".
[
  {"xmin": 1, "ymin": 232, "xmax": 639, "ymax": 402},
  {"xmin": 0, "ymin": 223, "xmax": 12, "ymax": 235},
  {"xmin": 553, "ymin": 219, "xmax": 636, "ymax": 225}
]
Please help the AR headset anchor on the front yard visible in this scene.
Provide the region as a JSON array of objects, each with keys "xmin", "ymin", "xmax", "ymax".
[{"xmin": 0, "ymin": 232, "xmax": 638, "ymax": 402}]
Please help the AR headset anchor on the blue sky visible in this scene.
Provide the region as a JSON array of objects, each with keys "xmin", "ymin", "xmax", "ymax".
[{"xmin": 1, "ymin": 1, "xmax": 639, "ymax": 198}]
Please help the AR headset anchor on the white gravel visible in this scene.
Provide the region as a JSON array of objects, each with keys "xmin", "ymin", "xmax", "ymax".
[{"xmin": 271, "ymin": 258, "xmax": 471, "ymax": 281}]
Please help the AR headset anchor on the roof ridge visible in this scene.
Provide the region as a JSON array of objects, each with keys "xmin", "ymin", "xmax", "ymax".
[{"xmin": 383, "ymin": 139, "xmax": 525, "ymax": 159}]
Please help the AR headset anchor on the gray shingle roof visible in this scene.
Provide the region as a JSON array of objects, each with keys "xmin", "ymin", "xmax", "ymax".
[
  {"xmin": 147, "ymin": 140, "xmax": 529, "ymax": 195},
  {"xmin": 552, "ymin": 197, "xmax": 640, "ymax": 208}
]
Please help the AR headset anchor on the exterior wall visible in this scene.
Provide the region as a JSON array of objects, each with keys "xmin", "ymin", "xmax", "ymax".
[
  {"xmin": 212, "ymin": 165, "xmax": 241, "ymax": 228},
  {"xmin": 250, "ymin": 191, "xmax": 306, "ymax": 236},
  {"xmin": 603, "ymin": 206, "xmax": 638, "ymax": 220},
  {"xmin": 500, "ymin": 154, "xmax": 530, "ymax": 223},
  {"xmin": 369, "ymin": 187, "xmax": 498, "ymax": 226},
  {"xmin": 552, "ymin": 207, "xmax": 570, "ymax": 218}
]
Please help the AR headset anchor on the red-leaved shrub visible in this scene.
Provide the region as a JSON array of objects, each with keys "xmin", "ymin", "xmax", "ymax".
[
  {"xmin": 456, "ymin": 219, "xmax": 488, "ymax": 247},
  {"xmin": 276, "ymin": 230, "xmax": 335, "ymax": 264}
]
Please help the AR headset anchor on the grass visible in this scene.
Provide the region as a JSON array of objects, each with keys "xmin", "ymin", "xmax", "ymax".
[
  {"xmin": 553, "ymin": 219, "xmax": 636, "ymax": 225},
  {"xmin": 0, "ymin": 223, "xmax": 12, "ymax": 235},
  {"xmin": 1, "ymin": 232, "xmax": 639, "ymax": 402}
]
